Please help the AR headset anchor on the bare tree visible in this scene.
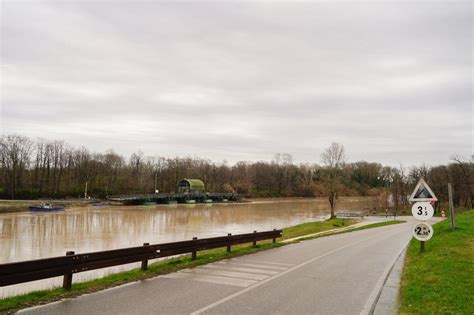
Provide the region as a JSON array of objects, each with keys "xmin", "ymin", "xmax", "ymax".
[
  {"xmin": 450, "ymin": 154, "xmax": 473, "ymax": 209},
  {"xmin": 129, "ymin": 151, "xmax": 144, "ymax": 193},
  {"xmin": 0, "ymin": 135, "xmax": 33, "ymax": 199},
  {"xmin": 33, "ymin": 138, "xmax": 47, "ymax": 196},
  {"xmin": 1, "ymin": 133, "xmax": 472, "ymax": 205},
  {"xmin": 391, "ymin": 166, "xmax": 405, "ymax": 213},
  {"xmin": 321, "ymin": 142, "xmax": 346, "ymax": 218}
]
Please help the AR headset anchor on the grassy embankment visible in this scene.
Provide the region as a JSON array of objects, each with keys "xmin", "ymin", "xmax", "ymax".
[
  {"xmin": 0, "ymin": 201, "xmax": 37, "ymax": 213},
  {"xmin": 0, "ymin": 218, "xmax": 403, "ymax": 313},
  {"xmin": 399, "ymin": 210, "xmax": 474, "ymax": 314}
]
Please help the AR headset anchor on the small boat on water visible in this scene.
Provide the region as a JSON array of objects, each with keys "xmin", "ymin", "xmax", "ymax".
[
  {"xmin": 185, "ymin": 199, "xmax": 196, "ymax": 204},
  {"xmin": 92, "ymin": 203, "xmax": 111, "ymax": 207},
  {"xmin": 29, "ymin": 203, "xmax": 64, "ymax": 212}
]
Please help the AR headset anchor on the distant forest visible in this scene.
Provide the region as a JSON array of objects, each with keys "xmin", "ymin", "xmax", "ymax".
[{"xmin": 0, "ymin": 134, "xmax": 472, "ymax": 210}]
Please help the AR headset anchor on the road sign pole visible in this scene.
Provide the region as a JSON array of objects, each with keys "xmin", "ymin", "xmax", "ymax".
[
  {"xmin": 448, "ymin": 183, "xmax": 455, "ymax": 231},
  {"xmin": 410, "ymin": 178, "xmax": 437, "ymax": 254},
  {"xmin": 420, "ymin": 241, "xmax": 425, "ymax": 253}
]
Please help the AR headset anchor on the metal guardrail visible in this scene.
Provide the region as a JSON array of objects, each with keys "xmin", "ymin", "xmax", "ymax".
[{"xmin": 0, "ymin": 229, "xmax": 282, "ymax": 290}]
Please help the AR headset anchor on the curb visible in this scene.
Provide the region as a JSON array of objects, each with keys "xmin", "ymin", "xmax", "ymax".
[{"xmin": 360, "ymin": 241, "xmax": 409, "ymax": 315}]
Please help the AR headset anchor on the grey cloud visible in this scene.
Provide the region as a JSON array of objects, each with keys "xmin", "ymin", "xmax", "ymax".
[{"xmin": 1, "ymin": 1, "xmax": 472, "ymax": 165}]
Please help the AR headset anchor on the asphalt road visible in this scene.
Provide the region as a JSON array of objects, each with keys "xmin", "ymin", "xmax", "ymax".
[{"xmin": 20, "ymin": 217, "xmax": 439, "ymax": 315}]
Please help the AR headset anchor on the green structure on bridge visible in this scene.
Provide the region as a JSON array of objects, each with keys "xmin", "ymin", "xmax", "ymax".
[{"xmin": 177, "ymin": 178, "xmax": 205, "ymax": 193}]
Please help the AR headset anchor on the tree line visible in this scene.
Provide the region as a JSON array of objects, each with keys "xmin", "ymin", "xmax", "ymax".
[{"xmin": 0, "ymin": 134, "xmax": 472, "ymax": 212}]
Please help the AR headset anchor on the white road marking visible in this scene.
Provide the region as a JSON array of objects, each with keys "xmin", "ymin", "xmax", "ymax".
[
  {"xmin": 162, "ymin": 257, "xmax": 291, "ymax": 288},
  {"xmin": 201, "ymin": 265, "xmax": 279, "ymax": 275},
  {"xmin": 191, "ymin": 231, "xmax": 401, "ymax": 315},
  {"xmin": 162, "ymin": 272, "xmax": 258, "ymax": 287},
  {"xmin": 180, "ymin": 268, "xmax": 269, "ymax": 281},
  {"xmin": 232, "ymin": 258, "xmax": 294, "ymax": 266},
  {"xmin": 215, "ymin": 262, "xmax": 287, "ymax": 271}
]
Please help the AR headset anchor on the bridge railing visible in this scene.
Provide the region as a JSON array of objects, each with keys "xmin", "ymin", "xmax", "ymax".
[
  {"xmin": 107, "ymin": 192, "xmax": 242, "ymax": 201},
  {"xmin": 0, "ymin": 229, "xmax": 282, "ymax": 290}
]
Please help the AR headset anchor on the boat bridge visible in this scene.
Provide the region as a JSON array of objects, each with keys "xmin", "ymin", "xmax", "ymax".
[{"xmin": 107, "ymin": 192, "xmax": 242, "ymax": 205}]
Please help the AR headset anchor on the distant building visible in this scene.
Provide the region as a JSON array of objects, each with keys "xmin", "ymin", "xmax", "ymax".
[{"xmin": 177, "ymin": 178, "xmax": 205, "ymax": 193}]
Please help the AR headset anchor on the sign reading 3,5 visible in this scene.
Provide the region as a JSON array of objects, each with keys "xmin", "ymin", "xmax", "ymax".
[{"xmin": 411, "ymin": 202, "xmax": 434, "ymax": 221}]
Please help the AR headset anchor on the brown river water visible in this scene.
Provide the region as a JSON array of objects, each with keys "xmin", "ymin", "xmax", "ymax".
[{"xmin": 0, "ymin": 197, "xmax": 380, "ymax": 297}]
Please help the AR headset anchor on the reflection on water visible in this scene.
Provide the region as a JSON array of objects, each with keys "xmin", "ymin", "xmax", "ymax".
[{"xmin": 0, "ymin": 197, "xmax": 379, "ymax": 297}]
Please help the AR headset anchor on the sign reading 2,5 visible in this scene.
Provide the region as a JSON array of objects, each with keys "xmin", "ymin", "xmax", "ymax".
[{"xmin": 412, "ymin": 222, "xmax": 433, "ymax": 241}]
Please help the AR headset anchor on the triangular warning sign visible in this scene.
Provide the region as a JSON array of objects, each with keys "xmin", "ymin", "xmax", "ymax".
[{"xmin": 409, "ymin": 178, "xmax": 438, "ymax": 202}]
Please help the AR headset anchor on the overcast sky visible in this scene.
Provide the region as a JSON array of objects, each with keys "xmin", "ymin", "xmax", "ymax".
[{"xmin": 1, "ymin": 1, "xmax": 472, "ymax": 166}]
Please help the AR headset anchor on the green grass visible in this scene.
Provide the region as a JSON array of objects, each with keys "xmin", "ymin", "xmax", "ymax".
[
  {"xmin": 0, "ymin": 217, "xmax": 402, "ymax": 313},
  {"xmin": 281, "ymin": 218, "xmax": 357, "ymax": 240},
  {"xmin": 399, "ymin": 210, "xmax": 474, "ymax": 314}
]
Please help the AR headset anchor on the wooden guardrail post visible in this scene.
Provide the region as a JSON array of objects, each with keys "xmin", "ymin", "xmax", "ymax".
[
  {"xmin": 253, "ymin": 231, "xmax": 257, "ymax": 247},
  {"xmin": 448, "ymin": 183, "xmax": 456, "ymax": 230},
  {"xmin": 63, "ymin": 251, "xmax": 75, "ymax": 290},
  {"xmin": 141, "ymin": 243, "xmax": 150, "ymax": 271},
  {"xmin": 192, "ymin": 237, "xmax": 198, "ymax": 260},
  {"xmin": 227, "ymin": 233, "xmax": 232, "ymax": 252},
  {"xmin": 272, "ymin": 229, "xmax": 277, "ymax": 243}
]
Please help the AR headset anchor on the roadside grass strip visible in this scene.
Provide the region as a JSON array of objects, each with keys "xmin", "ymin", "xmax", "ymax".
[
  {"xmin": 399, "ymin": 210, "xmax": 474, "ymax": 314},
  {"xmin": 284, "ymin": 219, "xmax": 405, "ymax": 243},
  {"xmin": 0, "ymin": 218, "xmax": 401, "ymax": 313},
  {"xmin": 282, "ymin": 218, "xmax": 357, "ymax": 240}
]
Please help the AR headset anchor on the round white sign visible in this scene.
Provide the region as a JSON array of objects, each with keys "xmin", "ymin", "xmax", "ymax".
[
  {"xmin": 411, "ymin": 202, "xmax": 434, "ymax": 220},
  {"xmin": 412, "ymin": 222, "xmax": 433, "ymax": 241}
]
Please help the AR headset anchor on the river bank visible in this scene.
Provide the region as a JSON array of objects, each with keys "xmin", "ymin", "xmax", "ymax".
[
  {"xmin": 0, "ymin": 196, "xmax": 384, "ymax": 214},
  {"xmin": 0, "ymin": 198, "xmax": 245, "ymax": 214},
  {"xmin": 0, "ymin": 199, "xmax": 122, "ymax": 214}
]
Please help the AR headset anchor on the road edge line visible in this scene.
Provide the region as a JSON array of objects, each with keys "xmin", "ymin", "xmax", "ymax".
[{"xmin": 360, "ymin": 239, "xmax": 410, "ymax": 315}]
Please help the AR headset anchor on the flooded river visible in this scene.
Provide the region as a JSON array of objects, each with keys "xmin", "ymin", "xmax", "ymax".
[{"xmin": 0, "ymin": 197, "xmax": 380, "ymax": 297}]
